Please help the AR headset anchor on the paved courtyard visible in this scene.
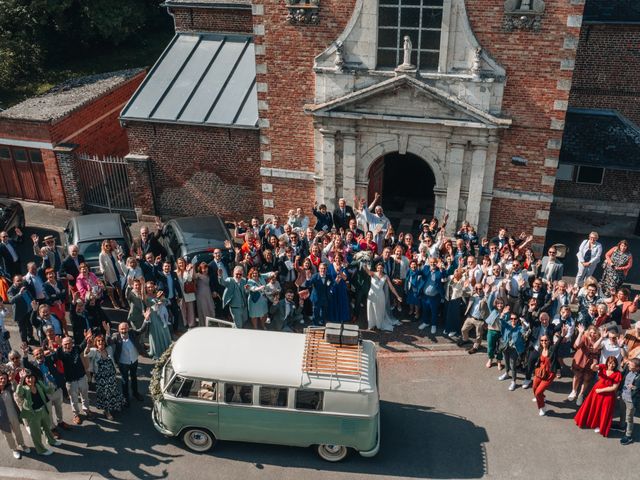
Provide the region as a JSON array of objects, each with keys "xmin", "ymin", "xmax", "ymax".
[{"xmin": 0, "ymin": 349, "xmax": 636, "ymax": 480}]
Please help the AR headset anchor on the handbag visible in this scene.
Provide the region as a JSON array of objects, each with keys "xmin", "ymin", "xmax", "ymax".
[{"xmin": 183, "ymin": 280, "xmax": 196, "ymax": 294}]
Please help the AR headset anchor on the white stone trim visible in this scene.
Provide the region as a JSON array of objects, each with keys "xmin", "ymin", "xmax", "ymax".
[
  {"xmin": 567, "ymin": 15, "xmax": 583, "ymax": 27},
  {"xmin": 261, "ymin": 183, "xmax": 273, "ymax": 193},
  {"xmin": 258, "ymin": 118, "xmax": 270, "ymax": 128},
  {"xmin": 553, "ymin": 100, "xmax": 568, "ymax": 111},
  {"xmin": 547, "ymin": 139, "xmax": 562, "ymax": 150},
  {"xmin": 544, "ymin": 157, "xmax": 559, "ymax": 168},
  {"xmin": 563, "ymin": 37, "xmax": 578, "ymax": 50},
  {"xmin": 253, "ymin": 24, "xmax": 265, "ymax": 36},
  {"xmin": 550, "ymin": 118, "xmax": 565, "ymax": 130},
  {"xmin": 541, "ymin": 175, "xmax": 556, "ymax": 187},
  {"xmin": 260, "ymin": 150, "xmax": 271, "ymax": 161},
  {"xmin": 252, "ymin": 4, "xmax": 264, "ymax": 15},
  {"xmin": 255, "ymin": 44, "xmax": 265, "ymax": 56},
  {"xmin": 0, "ymin": 138, "xmax": 54, "ymax": 150},
  {"xmin": 259, "ymin": 135, "xmax": 270, "ymax": 145},
  {"xmin": 257, "ymin": 82, "xmax": 268, "ymax": 93},
  {"xmin": 536, "ymin": 210, "xmax": 550, "ymax": 220},
  {"xmin": 493, "ymin": 188, "xmax": 553, "ymax": 203},
  {"xmin": 533, "ymin": 226, "xmax": 547, "ymax": 237},
  {"xmin": 256, "ymin": 63, "xmax": 267, "ymax": 74},
  {"xmin": 557, "ymin": 79, "xmax": 572, "ymax": 91},
  {"xmin": 263, "ymin": 198, "xmax": 274, "ymax": 208},
  {"xmin": 260, "ymin": 167, "xmax": 315, "ymax": 181},
  {"xmin": 258, "ymin": 100, "xmax": 269, "ymax": 111},
  {"xmin": 560, "ymin": 59, "xmax": 575, "ymax": 70}
]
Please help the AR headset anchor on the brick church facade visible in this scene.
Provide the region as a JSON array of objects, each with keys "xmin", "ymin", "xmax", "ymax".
[{"xmin": 122, "ymin": 0, "xmax": 587, "ymax": 249}]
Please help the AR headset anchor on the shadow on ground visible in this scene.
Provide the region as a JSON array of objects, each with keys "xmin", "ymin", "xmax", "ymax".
[{"xmin": 209, "ymin": 401, "xmax": 489, "ymax": 479}]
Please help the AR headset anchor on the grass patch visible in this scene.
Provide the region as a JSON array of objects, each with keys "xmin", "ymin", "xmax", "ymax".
[{"xmin": 0, "ymin": 29, "xmax": 173, "ymax": 109}]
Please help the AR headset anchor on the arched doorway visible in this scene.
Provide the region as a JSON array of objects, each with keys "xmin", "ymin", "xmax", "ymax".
[{"xmin": 367, "ymin": 152, "xmax": 436, "ymax": 231}]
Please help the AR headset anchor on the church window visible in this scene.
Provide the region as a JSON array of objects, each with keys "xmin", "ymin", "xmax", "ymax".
[{"xmin": 377, "ymin": 0, "xmax": 444, "ymax": 71}]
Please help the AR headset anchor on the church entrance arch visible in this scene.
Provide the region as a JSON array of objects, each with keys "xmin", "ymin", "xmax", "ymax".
[{"xmin": 367, "ymin": 152, "xmax": 436, "ymax": 232}]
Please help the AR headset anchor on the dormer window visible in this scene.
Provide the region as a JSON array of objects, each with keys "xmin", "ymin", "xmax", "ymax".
[{"xmin": 377, "ymin": 0, "xmax": 444, "ymax": 71}]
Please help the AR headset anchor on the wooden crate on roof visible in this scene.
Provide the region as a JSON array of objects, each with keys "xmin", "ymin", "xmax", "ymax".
[{"xmin": 302, "ymin": 327, "xmax": 363, "ymax": 377}]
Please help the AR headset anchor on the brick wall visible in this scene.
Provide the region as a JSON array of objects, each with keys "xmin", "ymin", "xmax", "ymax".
[
  {"xmin": 0, "ymin": 119, "xmax": 50, "ymax": 142},
  {"xmin": 125, "ymin": 122, "xmax": 262, "ymax": 220},
  {"xmin": 465, "ymin": 0, "xmax": 584, "ymax": 243},
  {"xmin": 169, "ymin": 6, "xmax": 253, "ymax": 33},
  {"xmin": 569, "ymin": 24, "xmax": 640, "ymax": 126},
  {"xmin": 49, "ymin": 72, "xmax": 145, "ymax": 157},
  {"xmin": 252, "ymin": 0, "xmax": 357, "ymax": 217}
]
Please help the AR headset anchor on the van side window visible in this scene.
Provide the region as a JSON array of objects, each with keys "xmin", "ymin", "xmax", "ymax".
[
  {"xmin": 295, "ymin": 390, "xmax": 323, "ymax": 411},
  {"xmin": 259, "ymin": 387, "xmax": 288, "ymax": 408},
  {"xmin": 225, "ymin": 384, "xmax": 253, "ymax": 404}
]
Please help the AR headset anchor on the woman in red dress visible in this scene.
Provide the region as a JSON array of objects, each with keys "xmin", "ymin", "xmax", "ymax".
[{"xmin": 574, "ymin": 355, "xmax": 622, "ymax": 437}]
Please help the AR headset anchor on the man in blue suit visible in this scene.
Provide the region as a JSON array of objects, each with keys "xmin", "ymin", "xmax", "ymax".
[
  {"xmin": 303, "ymin": 262, "xmax": 334, "ymax": 326},
  {"xmin": 418, "ymin": 257, "xmax": 446, "ymax": 337}
]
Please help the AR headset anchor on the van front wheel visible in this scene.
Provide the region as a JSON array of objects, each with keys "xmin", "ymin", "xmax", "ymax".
[
  {"xmin": 182, "ymin": 428, "xmax": 215, "ymax": 452},
  {"xmin": 317, "ymin": 444, "xmax": 348, "ymax": 462}
]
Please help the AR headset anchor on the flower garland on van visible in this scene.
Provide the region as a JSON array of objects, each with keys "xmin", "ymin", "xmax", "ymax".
[{"xmin": 150, "ymin": 343, "xmax": 175, "ymax": 402}]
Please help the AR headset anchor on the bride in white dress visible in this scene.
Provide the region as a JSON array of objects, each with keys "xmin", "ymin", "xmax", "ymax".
[{"xmin": 365, "ymin": 262, "xmax": 402, "ymax": 332}]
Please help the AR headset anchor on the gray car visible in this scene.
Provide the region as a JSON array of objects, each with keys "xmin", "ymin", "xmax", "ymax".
[
  {"xmin": 63, "ymin": 213, "xmax": 133, "ymax": 274},
  {"xmin": 159, "ymin": 215, "xmax": 233, "ymax": 265}
]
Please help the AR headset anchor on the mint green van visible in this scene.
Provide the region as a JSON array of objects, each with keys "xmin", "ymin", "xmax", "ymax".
[{"xmin": 151, "ymin": 328, "xmax": 380, "ymax": 462}]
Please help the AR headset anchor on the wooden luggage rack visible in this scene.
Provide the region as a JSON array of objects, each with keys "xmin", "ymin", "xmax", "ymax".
[{"xmin": 302, "ymin": 327, "xmax": 363, "ymax": 379}]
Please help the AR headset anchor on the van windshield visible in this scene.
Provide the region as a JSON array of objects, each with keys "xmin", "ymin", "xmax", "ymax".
[{"xmin": 163, "ymin": 361, "xmax": 175, "ymax": 390}]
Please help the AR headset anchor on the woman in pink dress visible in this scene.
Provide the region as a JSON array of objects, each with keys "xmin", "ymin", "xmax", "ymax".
[{"xmin": 75, "ymin": 263, "xmax": 104, "ymax": 302}]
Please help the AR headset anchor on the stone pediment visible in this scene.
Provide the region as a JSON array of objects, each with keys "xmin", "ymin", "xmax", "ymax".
[{"xmin": 305, "ymin": 75, "xmax": 511, "ymax": 128}]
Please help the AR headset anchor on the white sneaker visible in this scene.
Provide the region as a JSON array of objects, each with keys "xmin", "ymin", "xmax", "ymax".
[
  {"xmin": 49, "ymin": 440, "xmax": 62, "ymax": 447},
  {"xmin": 21, "ymin": 446, "xmax": 30, "ymax": 454},
  {"xmin": 418, "ymin": 323, "xmax": 428, "ymax": 330},
  {"xmin": 430, "ymin": 325, "xmax": 437, "ymax": 334},
  {"xmin": 498, "ymin": 373, "xmax": 509, "ymax": 381},
  {"xmin": 539, "ymin": 407, "xmax": 547, "ymax": 416},
  {"xmin": 522, "ymin": 379, "xmax": 532, "ymax": 389},
  {"xmin": 448, "ymin": 332, "xmax": 457, "ymax": 338},
  {"xmin": 567, "ymin": 391, "xmax": 577, "ymax": 401},
  {"xmin": 40, "ymin": 449, "xmax": 53, "ymax": 456},
  {"xmin": 532, "ymin": 397, "xmax": 537, "ymax": 402},
  {"xmin": 12, "ymin": 450, "xmax": 21, "ymax": 459},
  {"xmin": 594, "ymin": 428, "xmax": 600, "ymax": 434},
  {"xmin": 508, "ymin": 382, "xmax": 517, "ymax": 391}
]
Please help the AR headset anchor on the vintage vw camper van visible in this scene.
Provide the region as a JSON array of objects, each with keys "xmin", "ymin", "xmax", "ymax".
[{"xmin": 151, "ymin": 327, "xmax": 380, "ymax": 462}]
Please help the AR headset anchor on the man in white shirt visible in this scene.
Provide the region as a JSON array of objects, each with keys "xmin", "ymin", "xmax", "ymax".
[{"xmin": 24, "ymin": 262, "xmax": 46, "ymax": 302}]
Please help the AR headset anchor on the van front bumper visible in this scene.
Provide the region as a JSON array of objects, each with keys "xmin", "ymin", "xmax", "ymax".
[
  {"xmin": 152, "ymin": 405, "xmax": 175, "ymax": 437},
  {"xmin": 358, "ymin": 413, "xmax": 380, "ymax": 458}
]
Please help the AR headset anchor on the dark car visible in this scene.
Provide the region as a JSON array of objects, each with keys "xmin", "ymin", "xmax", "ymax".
[
  {"xmin": 0, "ymin": 198, "xmax": 25, "ymax": 234},
  {"xmin": 62, "ymin": 213, "xmax": 133, "ymax": 275},
  {"xmin": 160, "ymin": 215, "xmax": 233, "ymax": 264}
]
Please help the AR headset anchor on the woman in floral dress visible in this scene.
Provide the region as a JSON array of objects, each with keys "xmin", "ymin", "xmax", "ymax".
[
  {"xmin": 601, "ymin": 240, "xmax": 633, "ymax": 294},
  {"xmin": 84, "ymin": 331, "xmax": 125, "ymax": 420}
]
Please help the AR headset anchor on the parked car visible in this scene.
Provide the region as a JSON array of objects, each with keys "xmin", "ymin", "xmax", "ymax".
[
  {"xmin": 0, "ymin": 198, "xmax": 25, "ymax": 234},
  {"xmin": 151, "ymin": 328, "xmax": 380, "ymax": 461},
  {"xmin": 63, "ymin": 213, "xmax": 133, "ymax": 274},
  {"xmin": 159, "ymin": 215, "xmax": 233, "ymax": 264}
]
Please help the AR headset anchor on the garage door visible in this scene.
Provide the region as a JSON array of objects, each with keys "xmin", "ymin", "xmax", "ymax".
[{"xmin": 0, "ymin": 146, "xmax": 52, "ymax": 203}]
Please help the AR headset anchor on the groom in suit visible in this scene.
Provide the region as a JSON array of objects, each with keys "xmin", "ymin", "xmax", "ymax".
[
  {"xmin": 269, "ymin": 289, "xmax": 304, "ymax": 331},
  {"xmin": 221, "ymin": 266, "xmax": 249, "ymax": 328},
  {"xmin": 303, "ymin": 262, "xmax": 334, "ymax": 326}
]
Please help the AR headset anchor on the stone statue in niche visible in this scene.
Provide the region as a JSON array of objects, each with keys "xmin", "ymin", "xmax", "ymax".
[
  {"xmin": 395, "ymin": 36, "xmax": 416, "ymax": 72},
  {"xmin": 471, "ymin": 47, "xmax": 482, "ymax": 80},
  {"xmin": 503, "ymin": 0, "xmax": 545, "ymax": 32},
  {"xmin": 285, "ymin": 0, "xmax": 320, "ymax": 25}
]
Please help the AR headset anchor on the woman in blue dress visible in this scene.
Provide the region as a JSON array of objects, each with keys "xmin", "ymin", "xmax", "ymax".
[
  {"xmin": 247, "ymin": 268, "xmax": 273, "ymax": 330},
  {"xmin": 404, "ymin": 259, "xmax": 423, "ymax": 320},
  {"xmin": 328, "ymin": 253, "xmax": 350, "ymax": 323}
]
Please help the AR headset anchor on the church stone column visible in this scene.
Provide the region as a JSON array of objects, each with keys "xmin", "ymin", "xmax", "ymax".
[
  {"xmin": 466, "ymin": 143, "xmax": 488, "ymax": 228},
  {"xmin": 319, "ymin": 128, "xmax": 336, "ymax": 210},
  {"xmin": 342, "ymin": 132, "xmax": 357, "ymax": 203},
  {"xmin": 444, "ymin": 142, "xmax": 466, "ymax": 234}
]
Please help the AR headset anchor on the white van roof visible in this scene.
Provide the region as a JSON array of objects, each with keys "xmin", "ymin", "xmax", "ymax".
[{"xmin": 170, "ymin": 328, "xmax": 375, "ymax": 393}]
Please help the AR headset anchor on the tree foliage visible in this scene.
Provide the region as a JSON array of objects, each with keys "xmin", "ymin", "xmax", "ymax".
[{"xmin": 0, "ymin": 0, "xmax": 167, "ymax": 84}]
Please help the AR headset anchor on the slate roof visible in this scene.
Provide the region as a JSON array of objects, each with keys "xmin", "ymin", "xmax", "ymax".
[
  {"xmin": 120, "ymin": 33, "xmax": 258, "ymax": 129},
  {"xmin": 0, "ymin": 69, "xmax": 144, "ymax": 122},
  {"xmin": 559, "ymin": 109, "xmax": 640, "ymax": 171},
  {"xmin": 583, "ymin": 0, "xmax": 640, "ymax": 23}
]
